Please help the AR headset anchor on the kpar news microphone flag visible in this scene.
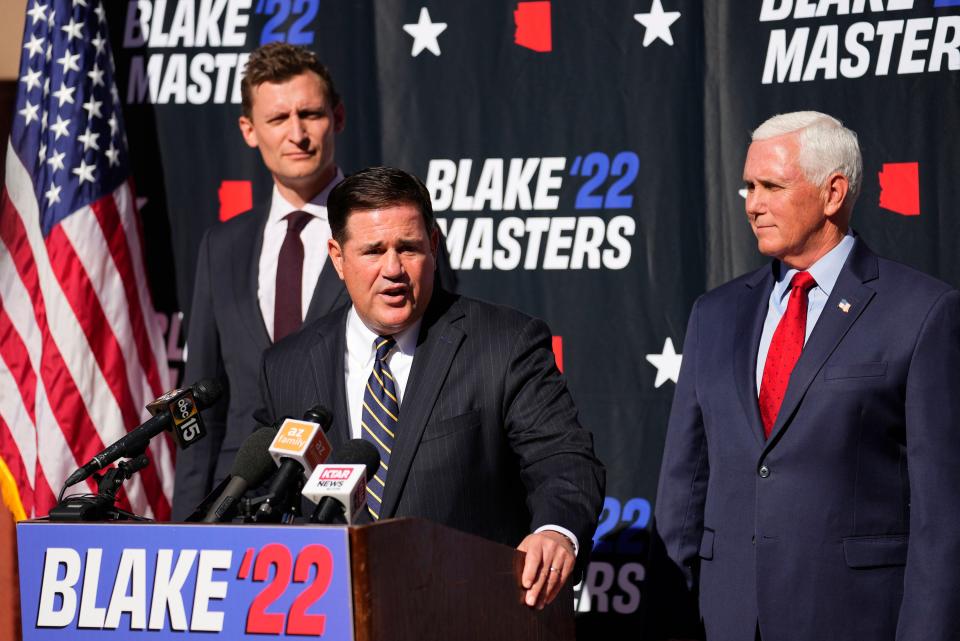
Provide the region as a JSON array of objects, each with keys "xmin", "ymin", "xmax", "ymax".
[{"xmin": 0, "ymin": 0, "xmax": 173, "ymax": 520}]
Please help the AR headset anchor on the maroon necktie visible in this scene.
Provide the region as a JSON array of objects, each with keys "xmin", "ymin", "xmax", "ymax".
[
  {"xmin": 273, "ymin": 211, "xmax": 312, "ymax": 342},
  {"xmin": 758, "ymin": 271, "xmax": 817, "ymax": 437}
]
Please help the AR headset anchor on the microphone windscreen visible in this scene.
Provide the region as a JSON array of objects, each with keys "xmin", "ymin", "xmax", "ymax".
[
  {"xmin": 333, "ymin": 439, "xmax": 380, "ymax": 481},
  {"xmin": 302, "ymin": 405, "xmax": 333, "ymax": 431},
  {"xmin": 231, "ymin": 426, "xmax": 279, "ymax": 485},
  {"xmin": 193, "ymin": 378, "xmax": 224, "ymax": 409}
]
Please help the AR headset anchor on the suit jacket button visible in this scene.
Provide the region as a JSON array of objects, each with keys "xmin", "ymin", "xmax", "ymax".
[{"xmin": 758, "ymin": 465, "xmax": 770, "ymax": 478}]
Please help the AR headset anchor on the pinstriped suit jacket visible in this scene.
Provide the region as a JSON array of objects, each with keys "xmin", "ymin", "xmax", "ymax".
[{"xmin": 259, "ymin": 290, "xmax": 605, "ymax": 565}]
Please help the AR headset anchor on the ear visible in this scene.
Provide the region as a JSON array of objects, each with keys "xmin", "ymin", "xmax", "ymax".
[
  {"xmin": 328, "ymin": 237, "xmax": 345, "ymax": 281},
  {"xmin": 333, "ymin": 101, "xmax": 346, "ymax": 134},
  {"xmin": 238, "ymin": 116, "xmax": 258, "ymax": 149},
  {"xmin": 822, "ymin": 172, "xmax": 849, "ymax": 218}
]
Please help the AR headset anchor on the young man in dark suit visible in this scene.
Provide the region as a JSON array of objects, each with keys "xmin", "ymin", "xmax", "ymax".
[{"xmin": 172, "ymin": 43, "xmax": 349, "ymax": 519}]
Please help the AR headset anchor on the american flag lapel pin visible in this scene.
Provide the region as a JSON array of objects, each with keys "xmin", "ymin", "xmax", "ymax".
[{"xmin": 838, "ymin": 299, "xmax": 851, "ymax": 313}]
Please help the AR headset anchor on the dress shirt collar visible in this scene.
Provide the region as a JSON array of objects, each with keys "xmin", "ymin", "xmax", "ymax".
[
  {"xmin": 345, "ymin": 306, "xmax": 422, "ymax": 363},
  {"xmin": 772, "ymin": 232, "xmax": 856, "ymax": 303},
  {"xmin": 266, "ymin": 167, "xmax": 344, "ymax": 225}
]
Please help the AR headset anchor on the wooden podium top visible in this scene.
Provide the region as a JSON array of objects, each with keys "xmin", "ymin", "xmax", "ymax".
[{"xmin": 350, "ymin": 519, "xmax": 574, "ymax": 641}]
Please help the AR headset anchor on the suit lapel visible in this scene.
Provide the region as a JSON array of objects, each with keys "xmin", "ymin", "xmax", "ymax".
[
  {"xmin": 305, "ymin": 260, "xmax": 348, "ymax": 323},
  {"xmin": 765, "ymin": 239, "xmax": 879, "ymax": 445},
  {"xmin": 380, "ymin": 293, "xmax": 465, "ymax": 518},
  {"xmin": 308, "ymin": 308, "xmax": 352, "ymax": 448},
  {"xmin": 735, "ymin": 266, "xmax": 774, "ymax": 446},
  {"xmin": 235, "ymin": 209, "xmax": 272, "ymax": 348}
]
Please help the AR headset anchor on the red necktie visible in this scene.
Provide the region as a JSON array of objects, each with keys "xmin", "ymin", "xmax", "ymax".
[
  {"xmin": 274, "ymin": 211, "xmax": 312, "ymax": 342},
  {"xmin": 758, "ymin": 271, "xmax": 817, "ymax": 437}
]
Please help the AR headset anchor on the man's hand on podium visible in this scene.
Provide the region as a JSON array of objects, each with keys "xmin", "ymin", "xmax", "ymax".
[{"xmin": 517, "ymin": 530, "xmax": 575, "ymax": 609}]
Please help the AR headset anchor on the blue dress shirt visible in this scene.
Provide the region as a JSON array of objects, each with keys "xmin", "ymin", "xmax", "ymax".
[{"xmin": 755, "ymin": 233, "xmax": 856, "ymax": 395}]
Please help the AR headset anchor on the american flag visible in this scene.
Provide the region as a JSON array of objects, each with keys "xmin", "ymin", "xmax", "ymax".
[{"xmin": 0, "ymin": 0, "xmax": 174, "ymax": 520}]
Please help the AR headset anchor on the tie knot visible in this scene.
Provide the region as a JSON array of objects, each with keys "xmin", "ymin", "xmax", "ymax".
[
  {"xmin": 285, "ymin": 210, "xmax": 312, "ymax": 235},
  {"xmin": 790, "ymin": 271, "xmax": 817, "ymax": 293},
  {"xmin": 374, "ymin": 336, "xmax": 396, "ymax": 361}
]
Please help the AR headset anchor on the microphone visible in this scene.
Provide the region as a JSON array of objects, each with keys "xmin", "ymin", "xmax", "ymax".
[
  {"xmin": 64, "ymin": 379, "xmax": 223, "ymax": 489},
  {"xmin": 304, "ymin": 439, "xmax": 380, "ymax": 525},
  {"xmin": 255, "ymin": 406, "xmax": 334, "ymax": 521},
  {"xmin": 200, "ymin": 426, "xmax": 279, "ymax": 523}
]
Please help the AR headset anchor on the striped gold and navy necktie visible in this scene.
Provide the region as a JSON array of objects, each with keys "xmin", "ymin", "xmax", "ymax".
[{"xmin": 360, "ymin": 335, "xmax": 399, "ymax": 519}]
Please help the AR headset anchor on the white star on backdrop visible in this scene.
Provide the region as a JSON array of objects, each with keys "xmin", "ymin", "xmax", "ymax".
[
  {"xmin": 403, "ymin": 7, "xmax": 447, "ymax": 57},
  {"xmin": 645, "ymin": 338, "xmax": 682, "ymax": 388},
  {"xmin": 634, "ymin": 0, "xmax": 681, "ymax": 47}
]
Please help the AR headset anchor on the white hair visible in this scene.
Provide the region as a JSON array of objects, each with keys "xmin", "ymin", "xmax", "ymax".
[{"xmin": 752, "ymin": 111, "xmax": 862, "ymax": 207}]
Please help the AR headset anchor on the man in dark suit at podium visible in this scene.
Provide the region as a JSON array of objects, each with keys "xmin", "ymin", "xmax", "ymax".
[
  {"xmin": 259, "ymin": 167, "xmax": 605, "ymax": 608},
  {"xmin": 172, "ymin": 43, "xmax": 350, "ymax": 520},
  {"xmin": 654, "ymin": 111, "xmax": 960, "ymax": 640}
]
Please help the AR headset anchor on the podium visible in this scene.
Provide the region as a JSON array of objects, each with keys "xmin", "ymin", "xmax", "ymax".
[{"xmin": 17, "ymin": 517, "xmax": 574, "ymax": 641}]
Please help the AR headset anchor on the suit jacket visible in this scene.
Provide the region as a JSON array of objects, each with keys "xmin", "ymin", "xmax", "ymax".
[
  {"xmin": 258, "ymin": 290, "xmax": 605, "ymax": 568},
  {"xmin": 171, "ymin": 206, "xmax": 349, "ymax": 520},
  {"xmin": 654, "ymin": 238, "xmax": 960, "ymax": 641}
]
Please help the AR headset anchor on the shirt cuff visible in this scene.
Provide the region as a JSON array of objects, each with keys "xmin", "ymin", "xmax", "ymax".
[{"xmin": 534, "ymin": 524, "xmax": 579, "ymax": 556}]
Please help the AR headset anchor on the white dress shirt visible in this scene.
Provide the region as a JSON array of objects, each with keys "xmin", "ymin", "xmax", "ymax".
[
  {"xmin": 342, "ymin": 305, "xmax": 579, "ymax": 552},
  {"xmin": 258, "ymin": 169, "xmax": 343, "ymax": 341},
  {"xmin": 343, "ymin": 306, "xmax": 421, "ymax": 439}
]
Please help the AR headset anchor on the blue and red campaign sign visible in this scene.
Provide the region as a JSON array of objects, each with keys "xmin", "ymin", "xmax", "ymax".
[{"xmin": 17, "ymin": 521, "xmax": 354, "ymax": 640}]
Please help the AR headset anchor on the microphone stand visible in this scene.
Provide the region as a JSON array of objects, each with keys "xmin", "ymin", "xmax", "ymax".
[
  {"xmin": 250, "ymin": 475, "xmax": 306, "ymax": 524},
  {"xmin": 48, "ymin": 452, "xmax": 152, "ymax": 522}
]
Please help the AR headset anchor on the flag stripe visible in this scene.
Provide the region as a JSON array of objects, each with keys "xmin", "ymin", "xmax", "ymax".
[
  {"xmin": 0, "ymin": 380, "xmax": 36, "ymax": 518},
  {"xmin": 112, "ymin": 185, "xmax": 179, "ymax": 497},
  {"xmin": 47, "ymin": 224, "xmax": 142, "ymax": 429},
  {"xmin": 3, "ymin": 159, "xmax": 145, "ymax": 517},
  {"xmin": 115, "ymin": 180, "xmax": 169, "ymax": 392},
  {"xmin": 89, "ymin": 190, "xmax": 163, "ymax": 397},
  {"xmin": 0, "ymin": 220, "xmax": 80, "ymax": 517},
  {"xmin": 2, "ymin": 192, "xmax": 138, "ymax": 516},
  {"xmin": 1, "ymin": 190, "xmax": 106, "ymax": 496},
  {"xmin": 3, "ymin": 0, "xmax": 172, "ymax": 522},
  {"xmin": 0, "ymin": 301, "xmax": 37, "ymax": 426},
  {"xmin": 32, "ymin": 455, "xmax": 57, "ymax": 517},
  {"xmin": 46, "ymin": 224, "xmax": 169, "ymax": 518},
  {"xmin": 0, "ymin": 304, "xmax": 39, "ymax": 501}
]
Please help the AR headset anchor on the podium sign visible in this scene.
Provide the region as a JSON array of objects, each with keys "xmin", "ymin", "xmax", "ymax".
[{"xmin": 16, "ymin": 522, "xmax": 354, "ymax": 640}]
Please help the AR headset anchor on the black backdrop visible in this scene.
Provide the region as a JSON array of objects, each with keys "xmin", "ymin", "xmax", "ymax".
[{"xmin": 106, "ymin": 1, "xmax": 960, "ymax": 637}]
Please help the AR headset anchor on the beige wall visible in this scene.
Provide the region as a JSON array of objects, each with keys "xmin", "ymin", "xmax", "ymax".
[{"xmin": 1, "ymin": 0, "xmax": 27, "ymax": 80}]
